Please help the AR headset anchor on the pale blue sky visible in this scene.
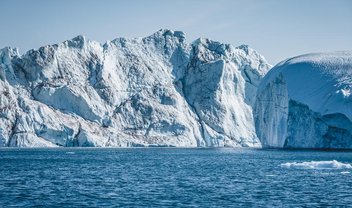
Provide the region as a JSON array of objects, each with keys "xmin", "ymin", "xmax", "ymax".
[{"xmin": 1, "ymin": 0, "xmax": 351, "ymax": 64}]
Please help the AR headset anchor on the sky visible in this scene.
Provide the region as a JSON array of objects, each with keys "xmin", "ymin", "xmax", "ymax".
[{"xmin": 1, "ymin": 0, "xmax": 351, "ymax": 65}]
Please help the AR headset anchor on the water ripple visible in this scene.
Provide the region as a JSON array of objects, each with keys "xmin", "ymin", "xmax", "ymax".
[{"xmin": 0, "ymin": 148, "xmax": 351, "ymax": 207}]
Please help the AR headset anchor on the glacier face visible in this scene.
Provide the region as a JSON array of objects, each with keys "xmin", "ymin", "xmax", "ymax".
[
  {"xmin": 255, "ymin": 52, "xmax": 352, "ymax": 149},
  {"xmin": 0, "ymin": 29, "xmax": 270, "ymax": 147}
]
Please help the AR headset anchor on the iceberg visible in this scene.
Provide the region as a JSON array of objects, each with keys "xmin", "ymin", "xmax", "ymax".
[
  {"xmin": 0, "ymin": 29, "xmax": 270, "ymax": 147},
  {"xmin": 255, "ymin": 52, "xmax": 352, "ymax": 149}
]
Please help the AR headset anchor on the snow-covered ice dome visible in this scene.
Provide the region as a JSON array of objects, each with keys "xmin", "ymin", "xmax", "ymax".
[{"xmin": 255, "ymin": 51, "xmax": 352, "ymax": 149}]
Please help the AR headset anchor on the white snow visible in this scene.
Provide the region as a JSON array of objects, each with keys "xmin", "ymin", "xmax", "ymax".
[
  {"xmin": 280, "ymin": 160, "xmax": 352, "ymax": 169},
  {"xmin": 263, "ymin": 52, "xmax": 352, "ymax": 119}
]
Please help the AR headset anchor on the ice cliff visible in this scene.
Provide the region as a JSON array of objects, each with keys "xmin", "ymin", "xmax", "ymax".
[
  {"xmin": 255, "ymin": 52, "xmax": 352, "ymax": 149},
  {"xmin": 0, "ymin": 29, "xmax": 270, "ymax": 147}
]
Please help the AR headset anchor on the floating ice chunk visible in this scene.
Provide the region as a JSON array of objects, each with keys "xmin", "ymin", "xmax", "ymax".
[{"xmin": 280, "ymin": 160, "xmax": 352, "ymax": 169}]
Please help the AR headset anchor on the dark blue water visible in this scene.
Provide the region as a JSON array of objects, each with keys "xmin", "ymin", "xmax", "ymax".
[{"xmin": 1, "ymin": 148, "xmax": 351, "ymax": 207}]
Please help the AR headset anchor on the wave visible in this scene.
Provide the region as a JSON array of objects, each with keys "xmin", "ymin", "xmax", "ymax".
[{"xmin": 280, "ymin": 160, "xmax": 352, "ymax": 169}]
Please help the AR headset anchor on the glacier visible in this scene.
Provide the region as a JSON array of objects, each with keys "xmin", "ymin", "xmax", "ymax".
[
  {"xmin": 0, "ymin": 29, "xmax": 270, "ymax": 147},
  {"xmin": 255, "ymin": 52, "xmax": 352, "ymax": 149}
]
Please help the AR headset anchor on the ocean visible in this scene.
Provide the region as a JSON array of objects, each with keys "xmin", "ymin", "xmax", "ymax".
[{"xmin": 1, "ymin": 148, "xmax": 351, "ymax": 207}]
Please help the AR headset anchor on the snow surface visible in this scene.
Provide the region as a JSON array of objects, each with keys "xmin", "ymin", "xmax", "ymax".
[
  {"xmin": 255, "ymin": 51, "xmax": 352, "ymax": 149},
  {"xmin": 280, "ymin": 160, "xmax": 352, "ymax": 169},
  {"xmin": 0, "ymin": 29, "xmax": 270, "ymax": 147}
]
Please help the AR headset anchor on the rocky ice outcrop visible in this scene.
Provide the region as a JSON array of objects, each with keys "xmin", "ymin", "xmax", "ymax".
[
  {"xmin": 0, "ymin": 29, "xmax": 270, "ymax": 147},
  {"xmin": 255, "ymin": 52, "xmax": 352, "ymax": 149},
  {"xmin": 183, "ymin": 39, "xmax": 269, "ymax": 147}
]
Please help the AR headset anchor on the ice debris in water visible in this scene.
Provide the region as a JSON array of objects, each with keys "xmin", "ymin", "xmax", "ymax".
[{"xmin": 280, "ymin": 160, "xmax": 352, "ymax": 169}]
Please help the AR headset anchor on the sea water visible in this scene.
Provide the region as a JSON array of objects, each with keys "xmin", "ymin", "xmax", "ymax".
[{"xmin": 0, "ymin": 148, "xmax": 351, "ymax": 207}]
